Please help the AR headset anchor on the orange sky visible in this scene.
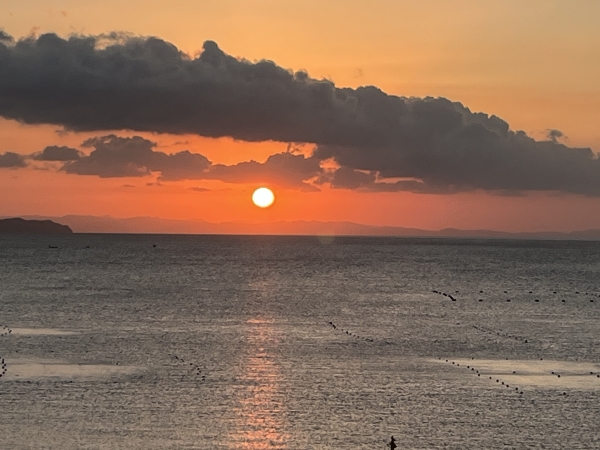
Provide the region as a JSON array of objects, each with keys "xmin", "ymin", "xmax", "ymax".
[{"xmin": 1, "ymin": 0, "xmax": 600, "ymax": 232}]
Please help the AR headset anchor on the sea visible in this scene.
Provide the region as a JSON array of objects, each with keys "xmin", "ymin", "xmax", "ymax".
[{"xmin": 0, "ymin": 234, "xmax": 599, "ymax": 449}]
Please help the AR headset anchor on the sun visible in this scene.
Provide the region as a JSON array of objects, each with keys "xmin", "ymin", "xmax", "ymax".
[{"xmin": 252, "ymin": 187, "xmax": 275, "ymax": 208}]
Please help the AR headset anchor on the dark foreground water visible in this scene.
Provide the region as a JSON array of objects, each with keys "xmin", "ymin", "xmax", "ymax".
[{"xmin": 0, "ymin": 234, "xmax": 599, "ymax": 449}]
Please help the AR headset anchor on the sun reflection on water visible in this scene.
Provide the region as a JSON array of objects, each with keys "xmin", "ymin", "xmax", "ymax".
[{"xmin": 230, "ymin": 317, "xmax": 289, "ymax": 449}]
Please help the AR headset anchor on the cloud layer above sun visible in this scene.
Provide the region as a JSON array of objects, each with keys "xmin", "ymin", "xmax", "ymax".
[{"xmin": 1, "ymin": 31, "xmax": 599, "ymax": 195}]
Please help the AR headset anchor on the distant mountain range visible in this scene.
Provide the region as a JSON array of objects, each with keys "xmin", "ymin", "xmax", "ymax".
[{"xmin": 3, "ymin": 214, "xmax": 600, "ymax": 240}]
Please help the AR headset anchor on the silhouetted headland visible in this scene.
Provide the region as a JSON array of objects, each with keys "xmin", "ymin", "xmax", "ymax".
[{"xmin": 0, "ymin": 218, "xmax": 73, "ymax": 235}]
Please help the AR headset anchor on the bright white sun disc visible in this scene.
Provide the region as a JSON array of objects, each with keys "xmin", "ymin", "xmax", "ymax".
[{"xmin": 252, "ymin": 187, "xmax": 275, "ymax": 208}]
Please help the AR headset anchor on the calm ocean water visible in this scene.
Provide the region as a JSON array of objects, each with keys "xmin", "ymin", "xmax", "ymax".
[{"xmin": 0, "ymin": 234, "xmax": 599, "ymax": 449}]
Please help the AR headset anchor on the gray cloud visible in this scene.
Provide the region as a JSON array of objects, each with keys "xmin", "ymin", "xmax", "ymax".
[
  {"xmin": 60, "ymin": 134, "xmax": 319, "ymax": 189},
  {"xmin": 62, "ymin": 135, "xmax": 211, "ymax": 178},
  {"xmin": 316, "ymin": 123, "xmax": 600, "ymax": 195},
  {"xmin": 153, "ymin": 150, "xmax": 214, "ymax": 181},
  {"xmin": 63, "ymin": 135, "xmax": 160, "ymax": 177},
  {"xmin": 205, "ymin": 152, "xmax": 321, "ymax": 191},
  {"xmin": 0, "ymin": 32, "xmax": 599, "ymax": 195},
  {"xmin": 324, "ymin": 166, "xmax": 452, "ymax": 194},
  {"xmin": 327, "ymin": 166, "xmax": 376, "ymax": 190},
  {"xmin": 547, "ymin": 129, "xmax": 564, "ymax": 143},
  {"xmin": 188, "ymin": 187, "xmax": 210, "ymax": 192},
  {"xmin": 34, "ymin": 145, "xmax": 81, "ymax": 161},
  {"xmin": 0, "ymin": 152, "xmax": 27, "ymax": 168},
  {"xmin": 0, "ymin": 32, "xmax": 512, "ymax": 149},
  {"xmin": 0, "ymin": 31, "xmax": 13, "ymax": 43}
]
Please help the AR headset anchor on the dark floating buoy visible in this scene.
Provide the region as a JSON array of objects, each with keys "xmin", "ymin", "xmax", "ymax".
[
  {"xmin": 153, "ymin": 244, "xmax": 157, "ymax": 248},
  {"xmin": 535, "ymin": 299, "xmax": 539, "ymax": 302}
]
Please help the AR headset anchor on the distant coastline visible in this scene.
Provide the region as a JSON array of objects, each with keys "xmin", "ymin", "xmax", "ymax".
[
  {"xmin": 3, "ymin": 215, "xmax": 600, "ymax": 240},
  {"xmin": 0, "ymin": 218, "xmax": 73, "ymax": 235}
]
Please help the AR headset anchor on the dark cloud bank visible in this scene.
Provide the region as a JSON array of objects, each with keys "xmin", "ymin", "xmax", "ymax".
[
  {"xmin": 34, "ymin": 145, "xmax": 82, "ymax": 161},
  {"xmin": 1, "ymin": 31, "xmax": 599, "ymax": 195},
  {"xmin": 59, "ymin": 135, "xmax": 320, "ymax": 191},
  {"xmin": 0, "ymin": 151, "xmax": 27, "ymax": 168}
]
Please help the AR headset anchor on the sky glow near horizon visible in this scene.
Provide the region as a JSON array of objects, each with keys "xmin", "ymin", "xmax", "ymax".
[{"xmin": 1, "ymin": 0, "xmax": 600, "ymax": 232}]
